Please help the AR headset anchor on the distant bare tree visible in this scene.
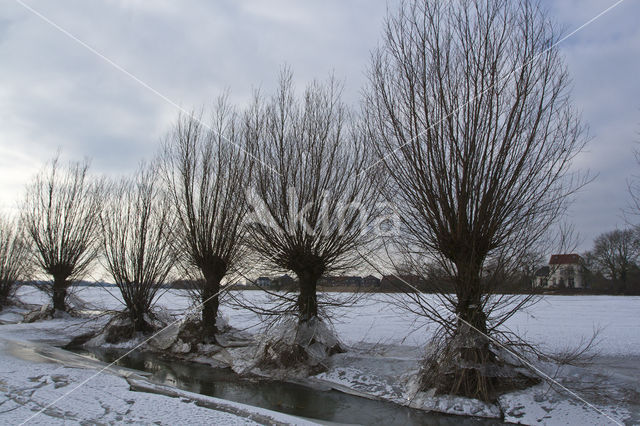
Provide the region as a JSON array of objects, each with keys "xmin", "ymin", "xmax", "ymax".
[
  {"xmin": 244, "ymin": 70, "xmax": 379, "ymax": 324},
  {"xmin": 0, "ymin": 215, "xmax": 30, "ymax": 308},
  {"xmin": 364, "ymin": 0, "xmax": 588, "ymax": 400},
  {"xmin": 101, "ymin": 164, "xmax": 175, "ymax": 332},
  {"xmin": 588, "ymin": 228, "xmax": 640, "ymax": 293},
  {"xmin": 162, "ymin": 96, "xmax": 252, "ymax": 341},
  {"xmin": 23, "ymin": 158, "xmax": 103, "ymax": 312}
]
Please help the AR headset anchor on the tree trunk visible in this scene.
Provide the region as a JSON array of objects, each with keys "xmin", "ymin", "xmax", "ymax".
[
  {"xmin": 454, "ymin": 260, "xmax": 491, "ymax": 360},
  {"xmin": 130, "ymin": 303, "xmax": 151, "ymax": 333},
  {"xmin": 201, "ymin": 271, "xmax": 222, "ymax": 340},
  {"xmin": 296, "ymin": 270, "xmax": 319, "ymax": 322},
  {"xmin": 456, "ymin": 289, "xmax": 488, "ymax": 336},
  {"xmin": 52, "ymin": 275, "xmax": 68, "ymax": 311},
  {"xmin": 619, "ymin": 268, "xmax": 628, "ymax": 294},
  {"xmin": 0, "ymin": 281, "xmax": 9, "ymax": 308},
  {"xmin": 445, "ymin": 260, "xmax": 499, "ymax": 400}
]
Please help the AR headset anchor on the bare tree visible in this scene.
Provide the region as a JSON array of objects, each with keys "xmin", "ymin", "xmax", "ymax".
[
  {"xmin": 101, "ymin": 164, "xmax": 175, "ymax": 332},
  {"xmin": 23, "ymin": 158, "xmax": 103, "ymax": 312},
  {"xmin": 244, "ymin": 70, "xmax": 380, "ymax": 324},
  {"xmin": 364, "ymin": 0, "xmax": 588, "ymax": 400},
  {"xmin": 162, "ymin": 96, "xmax": 251, "ymax": 341},
  {"xmin": 0, "ymin": 215, "xmax": 30, "ymax": 308},
  {"xmin": 588, "ymin": 228, "xmax": 640, "ymax": 293}
]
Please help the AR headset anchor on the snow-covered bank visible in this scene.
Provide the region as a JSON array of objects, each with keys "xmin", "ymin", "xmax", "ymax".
[{"xmin": 307, "ymin": 343, "xmax": 638, "ymax": 424}]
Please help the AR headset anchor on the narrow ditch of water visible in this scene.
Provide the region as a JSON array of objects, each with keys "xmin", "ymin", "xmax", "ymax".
[{"xmin": 69, "ymin": 346, "xmax": 497, "ymax": 425}]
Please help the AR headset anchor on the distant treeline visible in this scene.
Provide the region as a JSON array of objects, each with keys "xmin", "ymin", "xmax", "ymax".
[{"xmin": 19, "ymin": 273, "xmax": 640, "ymax": 296}]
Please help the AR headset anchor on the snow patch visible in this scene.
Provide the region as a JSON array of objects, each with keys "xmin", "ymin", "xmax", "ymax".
[
  {"xmin": 252, "ymin": 316, "xmax": 344, "ymax": 377},
  {"xmin": 315, "ymin": 366, "xmax": 400, "ymax": 400}
]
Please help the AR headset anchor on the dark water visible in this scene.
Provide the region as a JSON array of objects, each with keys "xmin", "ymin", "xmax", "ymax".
[{"xmin": 69, "ymin": 346, "xmax": 498, "ymax": 425}]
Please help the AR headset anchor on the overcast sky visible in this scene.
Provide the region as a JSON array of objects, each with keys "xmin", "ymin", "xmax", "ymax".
[{"xmin": 0, "ymin": 0, "xmax": 639, "ymax": 252}]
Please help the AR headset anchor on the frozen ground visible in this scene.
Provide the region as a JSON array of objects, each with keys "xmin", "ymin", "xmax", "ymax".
[{"xmin": 2, "ymin": 286, "xmax": 639, "ymax": 425}]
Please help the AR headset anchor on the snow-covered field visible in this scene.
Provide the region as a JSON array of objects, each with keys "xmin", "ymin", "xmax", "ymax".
[
  {"xmin": 17, "ymin": 285, "xmax": 639, "ymax": 355},
  {"xmin": 2, "ymin": 286, "xmax": 639, "ymax": 425}
]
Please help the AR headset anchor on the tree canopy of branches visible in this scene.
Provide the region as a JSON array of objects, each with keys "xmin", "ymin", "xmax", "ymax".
[
  {"xmin": 0, "ymin": 215, "xmax": 30, "ymax": 308},
  {"xmin": 587, "ymin": 228, "xmax": 640, "ymax": 293},
  {"xmin": 23, "ymin": 158, "xmax": 103, "ymax": 311},
  {"xmin": 101, "ymin": 165, "xmax": 175, "ymax": 332},
  {"xmin": 364, "ymin": 0, "xmax": 587, "ymax": 400},
  {"xmin": 245, "ymin": 70, "xmax": 379, "ymax": 323},
  {"xmin": 162, "ymin": 96, "xmax": 251, "ymax": 341}
]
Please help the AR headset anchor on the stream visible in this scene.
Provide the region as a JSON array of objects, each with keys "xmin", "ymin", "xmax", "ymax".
[{"xmin": 69, "ymin": 346, "xmax": 497, "ymax": 425}]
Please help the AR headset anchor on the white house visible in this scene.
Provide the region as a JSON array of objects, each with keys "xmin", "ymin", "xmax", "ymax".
[{"xmin": 534, "ymin": 254, "xmax": 586, "ymax": 289}]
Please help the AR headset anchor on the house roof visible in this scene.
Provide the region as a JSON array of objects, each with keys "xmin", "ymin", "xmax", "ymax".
[{"xmin": 549, "ymin": 254, "xmax": 581, "ymax": 265}]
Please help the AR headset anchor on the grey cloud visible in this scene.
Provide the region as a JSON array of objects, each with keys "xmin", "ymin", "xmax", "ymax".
[{"xmin": 0, "ymin": 0, "xmax": 638, "ymax": 251}]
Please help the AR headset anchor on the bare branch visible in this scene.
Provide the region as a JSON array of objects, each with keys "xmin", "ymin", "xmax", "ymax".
[
  {"xmin": 244, "ymin": 68, "xmax": 380, "ymax": 323},
  {"xmin": 161, "ymin": 94, "xmax": 252, "ymax": 340},
  {"xmin": 0, "ymin": 214, "xmax": 31, "ymax": 307},
  {"xmin": 100, "ymin": 163, "xmax": 175, "ymax": 332},
  {"xmin": 22, "ymin": 157, "xmax": 103, "ymax": 311},
  {"xmin": 364, "ymin": 0, "xmax": 589, "ymax": 401}
]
